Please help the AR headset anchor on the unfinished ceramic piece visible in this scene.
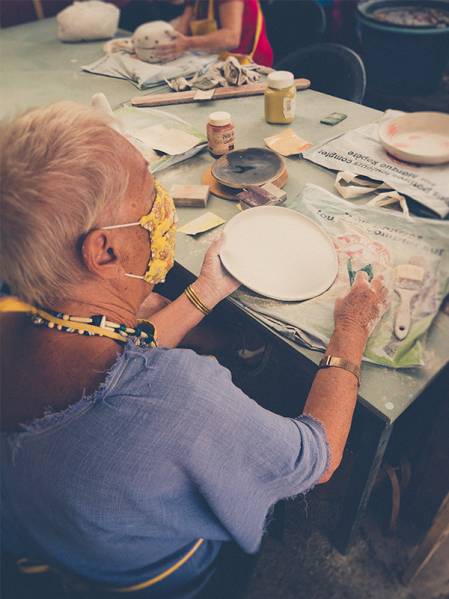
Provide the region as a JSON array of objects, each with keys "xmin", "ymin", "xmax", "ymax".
[
  {"xmin": 378, "ymin": 112, "xmax": 449, "ymax": 165},
  {"xmin": 212, "ymin": 148, "xmax": 285, "ymax": 189},
  {"xmin": 220, "ymin": 206, "xmax": 338, "ymax": 301},
  {"xmin": 132, "ymin": 21, "xmax": 177, "ymax": 63}
]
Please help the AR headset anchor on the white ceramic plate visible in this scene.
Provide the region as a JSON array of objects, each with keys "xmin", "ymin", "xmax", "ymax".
[
  {"xmin": 378, "ymin": 112, "xmax": 449, "ymax": 165},
  {"xmin": 220, "ymin": 206, "xmax": 338, "ymax": 301}
]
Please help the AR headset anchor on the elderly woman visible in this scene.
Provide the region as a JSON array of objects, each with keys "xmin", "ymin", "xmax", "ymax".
[
  {"xmin": 154, "ymin": 0, "xmax": 273, "ymax": 66},
  {"xmin": 0, "ymin": 102, "xmax": 387, "ymax": 598}
]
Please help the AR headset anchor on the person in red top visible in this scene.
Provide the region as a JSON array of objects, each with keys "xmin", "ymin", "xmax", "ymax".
[{"xmin": 154, "ymin": 0, "xmax": 273, "ymax": 67}]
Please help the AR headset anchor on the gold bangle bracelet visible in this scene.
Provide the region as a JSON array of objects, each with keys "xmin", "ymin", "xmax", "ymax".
[
  {"xmin": 185, "ymin": 286, "xmax": 210, "ymax": 316},
  {"xmin": 185, "ymin": 285, "xmax": 210, "ymax": 315},
  {"xmin": 184, "ymin": 284, "xmax": 211, "ymax": 316},
  {"xmin": 318, "ymin": 355, "xmax": 361, "ymax": 386}
]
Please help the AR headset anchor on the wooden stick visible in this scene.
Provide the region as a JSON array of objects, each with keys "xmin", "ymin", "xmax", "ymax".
[{"xmin": 131, "ymin": 78, "xmax": 311, "ymax": 108}]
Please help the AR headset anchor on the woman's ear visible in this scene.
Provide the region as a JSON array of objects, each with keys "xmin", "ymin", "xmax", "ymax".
[{"xmin": 81, "ymin": 230, "xmax": 125, "ymax": 279}]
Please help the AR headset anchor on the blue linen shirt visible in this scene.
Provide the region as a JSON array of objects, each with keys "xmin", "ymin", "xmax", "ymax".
[{"xmin": 1, "ymin": 344, "xmax": 328, "ymax": 596}]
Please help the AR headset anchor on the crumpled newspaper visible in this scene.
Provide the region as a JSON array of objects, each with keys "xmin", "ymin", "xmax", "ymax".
[{"xmin": 166, "ymin": 56, "xmax": 271, "ymax": 91}]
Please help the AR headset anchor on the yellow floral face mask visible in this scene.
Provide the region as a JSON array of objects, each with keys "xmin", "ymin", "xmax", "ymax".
[{"xmin": 103, "ymin": 181, "xmax": 177, "ymax": 285}]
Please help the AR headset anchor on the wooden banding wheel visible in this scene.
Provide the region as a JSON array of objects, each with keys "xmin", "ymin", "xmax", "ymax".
[{"xmin": 202, "ymin": 166, "xmax": 288, "ymax": 201}]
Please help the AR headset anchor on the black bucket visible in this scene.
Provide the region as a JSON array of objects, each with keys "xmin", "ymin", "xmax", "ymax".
[{"xmin": 357, "ymin": 0, "xmax": 449, "ymax": 94}]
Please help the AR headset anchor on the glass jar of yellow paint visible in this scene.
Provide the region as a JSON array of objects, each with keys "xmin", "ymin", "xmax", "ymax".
[{"xmin": 264, "ymin": 71, "xmax": 296, "ymax": 124}]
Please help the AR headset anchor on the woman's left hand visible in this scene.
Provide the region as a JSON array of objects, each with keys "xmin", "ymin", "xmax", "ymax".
[
  {"xmin": 194, "ymin": 236, "xmax": 240, "ymax": 307},
  {"xmin": 153, "ymin": 32, "xmax": 191, "ymax": 62}
]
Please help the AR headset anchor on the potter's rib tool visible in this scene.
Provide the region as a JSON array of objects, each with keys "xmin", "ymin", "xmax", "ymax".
[{"xmin": 394, "ymin": 263, "xmax": 425, "ymax": 340}]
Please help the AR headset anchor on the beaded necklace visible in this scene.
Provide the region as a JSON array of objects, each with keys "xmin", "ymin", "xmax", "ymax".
[
  {"xmin": 0, "ymin": 297, "xmax": 157, "ymax": 348},
  {"xmin": 31, "ymin": 306, "xmax": 157, "ymax": 348}
]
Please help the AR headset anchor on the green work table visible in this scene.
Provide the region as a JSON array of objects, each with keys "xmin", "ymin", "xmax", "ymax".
[{"xmin": 1, "ymin": 18, "xmax": 448, "ymax": 552}]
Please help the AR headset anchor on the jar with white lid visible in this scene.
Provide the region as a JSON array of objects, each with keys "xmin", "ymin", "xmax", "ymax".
[
  {"xmin": 264, "ymin": 71, "xmax": 296, "ymax": 124},
  {"xmin": 207, "ymin": 111, "xmax": 235, "ymax": 157}
]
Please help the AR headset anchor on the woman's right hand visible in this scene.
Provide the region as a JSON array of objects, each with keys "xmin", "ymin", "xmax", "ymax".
[
  {"xmin": 192, "ymin": 236, "xmax": 240, "ymax": 308},
  {"xmin": 153, "ymin": 31, "xmax": 190, "ymax": 62},
  {"xmin": 334, "ymin": 272, "xmax": 389, "ymax": 341}
]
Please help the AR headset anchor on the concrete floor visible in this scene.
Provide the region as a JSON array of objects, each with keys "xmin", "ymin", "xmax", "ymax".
[{"xmin": 245, "ymin": 492, "xmax": 448, "ymax": 599}]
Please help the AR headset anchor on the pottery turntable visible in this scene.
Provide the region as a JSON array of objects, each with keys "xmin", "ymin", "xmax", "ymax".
[{"xmin": 202, "ymin": 147, "xmax": 288, "ymax": 200}]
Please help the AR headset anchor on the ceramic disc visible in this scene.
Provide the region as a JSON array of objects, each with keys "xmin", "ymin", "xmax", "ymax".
[
  {"xmin": 220, "ymin": 206, "xmax": 338, "ymax": 301},
  {"xmin": 211, "ymin": 147, "xmax": 285, "ymax": 189}
]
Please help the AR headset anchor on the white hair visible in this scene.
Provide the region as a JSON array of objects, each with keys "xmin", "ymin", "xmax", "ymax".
[{"xmin": 0, "ymin": 101, "xmax": 129, "ymax": 306}]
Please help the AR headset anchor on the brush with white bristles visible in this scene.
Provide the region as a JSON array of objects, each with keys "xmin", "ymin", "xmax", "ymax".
[{"xmin": 394, "ymin": 263, "xmax": 425, "ymax": 340}]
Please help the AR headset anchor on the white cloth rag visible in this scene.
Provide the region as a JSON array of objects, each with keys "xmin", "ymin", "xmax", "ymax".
[{"xmin": 57, "ymin": 1, "xmax": 119, "ymax": 42}]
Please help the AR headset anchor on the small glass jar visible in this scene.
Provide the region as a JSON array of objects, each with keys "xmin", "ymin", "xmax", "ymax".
[
  {"xmin": 264, "ymin": 71, "xmax": 296, "ymax": 125},
  {"xmin": 207, "ymin": 111, "xmax": 235, "ymax": 157}
]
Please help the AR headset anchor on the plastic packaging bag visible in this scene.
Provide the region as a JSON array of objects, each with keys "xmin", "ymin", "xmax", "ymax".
[{"xmin": 233, "ymin": 184, "xmax": 449, "ymax": 368}]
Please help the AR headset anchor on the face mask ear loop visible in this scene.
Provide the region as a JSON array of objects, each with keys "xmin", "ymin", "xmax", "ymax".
[
  {"xmin": 101, "ymin": 223, "xmax": 147, "ymax": 280},
  {"xmin": 102, "ymin": 222, "xmax": 140, "ymax": 230},
  {"xmin": 124, "ymin": 273, "xmax": 145, "ymax": 280}
]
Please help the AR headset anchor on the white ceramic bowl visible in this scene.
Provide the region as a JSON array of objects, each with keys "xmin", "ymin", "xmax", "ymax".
[{"xmin": 378, "ymin": 112, "xmax": 449, "ymax": 165}]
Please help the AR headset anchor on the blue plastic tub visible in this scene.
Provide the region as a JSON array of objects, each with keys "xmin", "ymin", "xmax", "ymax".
[{"xmin": 357, "ymin": 0, "xmax": 449, "ymax": 94}]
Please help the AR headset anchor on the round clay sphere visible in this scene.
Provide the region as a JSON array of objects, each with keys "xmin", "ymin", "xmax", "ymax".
[{"xmin": 132, "ymin": 21, "xmax": 177, "ymax": 63}]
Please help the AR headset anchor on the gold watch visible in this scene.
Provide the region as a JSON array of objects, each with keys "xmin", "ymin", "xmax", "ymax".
[{"xmin": 319, "ymin": 355, "xmax": 361, "ymax": 386}]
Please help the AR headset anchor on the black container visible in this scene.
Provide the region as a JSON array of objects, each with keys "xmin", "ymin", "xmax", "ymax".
[{"xmin": 357, "ymin": 0, "xmax": 449, "ymax": 94}]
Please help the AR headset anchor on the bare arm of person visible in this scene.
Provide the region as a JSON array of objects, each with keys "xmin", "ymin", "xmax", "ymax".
[
  {"xmin": 141, "ymin": 248, "xmax": 388, "ymax": 486},
  {"xmin": 172, "ymin": 5, "xmax": 193, "ymax": 35},
  {"xmin": 138, "ymin": 237, "xmax": 239, "ymax": 348},
  {"xmin": 303, "ymin": 273, "xmax": 389, "ymax": 483},
  {"xmin": 155, "ymin": 1, "xmax": 244, "ymax": 61}
]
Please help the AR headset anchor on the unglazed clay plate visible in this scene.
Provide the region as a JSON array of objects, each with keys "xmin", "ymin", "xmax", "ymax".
[
  {"xmin": 220, "ymin": 206, "xmax": 338, "ymax": 301},
  {"xmin": 211, "ymin": 147, "xmax": 284, "ymax": 189},
  {"xmin": 378, "ymin": 112, "xmax": 449, "ymax": 165}
]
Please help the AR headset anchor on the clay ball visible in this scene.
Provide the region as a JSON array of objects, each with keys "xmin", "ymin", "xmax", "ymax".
[{"xmin": 132, "ymin": 21, "xmax": 176, "ymax": 63}]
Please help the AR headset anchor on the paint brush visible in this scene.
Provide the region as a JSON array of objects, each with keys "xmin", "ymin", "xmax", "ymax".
[{"xmin": 394, "ymin": 263, "xmax": 425, "ymax": 340}]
